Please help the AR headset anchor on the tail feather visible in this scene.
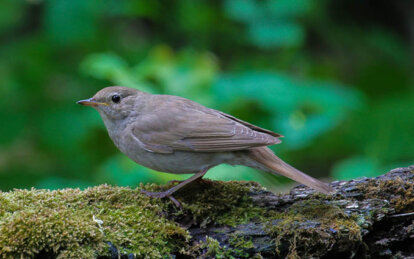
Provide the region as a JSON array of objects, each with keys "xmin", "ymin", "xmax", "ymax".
[{"xmin": 247, "ymin": 147, "xmax": 333, "ymax": 194}]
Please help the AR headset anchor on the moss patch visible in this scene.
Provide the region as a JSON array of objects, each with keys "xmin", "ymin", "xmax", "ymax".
[
  {"xmin": 361, "ymin": 177, "xmax": 414, "ymax": 213},
  {"xmin": 1, "ymin": 177, "xmax": 391, "ymax": 258},
  {"xmin": 164, "ymin": 179, "xmax": 266, "ymax": 227},
  {"xmin": 0, "ymin": 185, "xmax": 189, "ymax": 258},
  {"xmin": 228, "ymin": 234, "xmax": 255, "ymax": 257},
  {"xmin": 267, "ymin": 200, "xmax": 362, "ymax": 258},
  {"xmin": 185, "ymin": 236, "xmax": 260, "ymax": 259},
  {"xmin": 0, "ymin": 180, "xmax": 263, "ymax": 258}
]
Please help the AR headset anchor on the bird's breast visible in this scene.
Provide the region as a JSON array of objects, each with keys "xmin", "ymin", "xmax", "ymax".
[{"xmin": 114, "ymin": 131, "xmax": 227, "ymax": 174}]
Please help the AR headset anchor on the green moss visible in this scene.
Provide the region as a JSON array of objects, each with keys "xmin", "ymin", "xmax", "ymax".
[
  {"xmin": 190, "ymin": 237, "xmax": 232, "ymax": 258},
  {"xmin": 0, "ymin": 179, "xmax": 373, "ymax": 258},
  {"xmin": 0, "ymin": 181, "xmax": 265, "ymax": 258},
  {"xmin": 0, "ymin": 185, "xmax": 189, "ymax": 258},
  {"xmin": 228, "ymin": 234, "xmax": 254, "ymax": 257},
  {"xmin": 266, "ymin": 200, "xmax": 362, "ymax": 258},
  {"xmin": 361, "ymin": 177, "xmax": 414, "ymax": 213},
  {"xmin": 165, "ymin": 179, "xmax": 266, "ymax": 226},
  {"xmin": 185, "ymin": 236, "xmax": 258, "ymax": 259},
  {"xmin": 228, "ymin": 234, "xmax": 254, "ymax": 250}
]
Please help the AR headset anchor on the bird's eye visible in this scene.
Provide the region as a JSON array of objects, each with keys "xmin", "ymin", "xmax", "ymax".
[{"xmin": 111, "ymin": 94, "xmax": 121, "ymax": 103}]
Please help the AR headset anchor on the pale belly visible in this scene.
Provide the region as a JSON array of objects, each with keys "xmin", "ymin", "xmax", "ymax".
[
  {"xmin": 130, "ymin": 150, "xmax": 226, "ymax": 174},
  {"xmin": 115, "ymin": 135, "xmax": 236, "ymax": 174}
]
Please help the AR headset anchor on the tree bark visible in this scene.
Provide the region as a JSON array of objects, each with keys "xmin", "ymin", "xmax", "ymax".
[{"xmin": 182, "ymin": 166, "xmax": 414, "ymax": 258}]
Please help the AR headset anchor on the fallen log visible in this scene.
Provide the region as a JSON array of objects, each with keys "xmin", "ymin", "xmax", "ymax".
[{"xmin": 0, "ymin": 166, "xmax": 413, "ymax": 258}]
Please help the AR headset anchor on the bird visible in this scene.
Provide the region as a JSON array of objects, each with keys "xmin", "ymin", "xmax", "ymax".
[{"xmin": 77, "ymin": 86, "xmax": 333, "ymax": 206}]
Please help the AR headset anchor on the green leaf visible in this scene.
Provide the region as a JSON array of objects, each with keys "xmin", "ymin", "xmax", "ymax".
[
  {"xmin": 332, "ymin": 157, "xmax": 379, "ymax": 180},
  {"xmin": 214, "ymin": 72, "xmax": 364, "ymax": 149},
  {"xmin": 224, "ymin": 0, "xmax": 260, "ymax": 22},
  {"xmin": 44, "ymin": 0, "xmax": 102, "ymax": 45},
  {"xmin": 0, "ymin": 0, "xmax": 24, "ymax": 33},
  {"xmin": 80, "ymin": 53, "xmax": 154, "ymax": 92},
  {"xmin": 249, "ymin": 21, "xmax": 304, "ymax": 48}
]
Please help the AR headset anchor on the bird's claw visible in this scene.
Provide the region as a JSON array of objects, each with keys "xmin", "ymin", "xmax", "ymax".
[{"xmin": 140, "ymin": 190, "xmax": 169, "ymax": 198}]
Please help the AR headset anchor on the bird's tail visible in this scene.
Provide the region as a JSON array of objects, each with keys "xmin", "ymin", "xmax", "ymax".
[{"xmin": 247, "ymin": 147, "xmax": 333, "ymax": 194}]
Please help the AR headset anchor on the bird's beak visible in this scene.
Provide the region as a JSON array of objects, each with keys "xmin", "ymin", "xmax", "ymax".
[{"xmin": 77, "ymin": 98, "xmax": 108, "ymax": 107}]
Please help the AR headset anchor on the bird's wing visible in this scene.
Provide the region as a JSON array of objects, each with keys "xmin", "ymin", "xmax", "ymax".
[{"xmin": 131, "ymin": 96, "xmax": 282, "ymax": 154}]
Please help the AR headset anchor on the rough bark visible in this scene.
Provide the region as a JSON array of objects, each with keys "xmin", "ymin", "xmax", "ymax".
[
  {"xmin": 184, "ymin": 166, "xmax": 414, "ymax": 258},
  {"xmin": 180, "ymin": 166, "xmax": 414, "ymax": 258},
  {"xmin": 111, "ymin": 166, "xmax": 414, "ymax": 258}
]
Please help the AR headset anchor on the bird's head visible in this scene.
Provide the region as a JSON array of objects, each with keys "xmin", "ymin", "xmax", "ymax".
[{"xmin": 77, "ymin": 86, "xmax": 143, "ymax": 122}]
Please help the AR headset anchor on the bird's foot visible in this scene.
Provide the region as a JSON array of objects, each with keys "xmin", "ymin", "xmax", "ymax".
[
  {"xmin": 140, "ymin": 190, "xmax": 169, "ymax": 198},
  {"xmin": 140, "ymin": 190, "xmax": 182, "ymax": 208}
]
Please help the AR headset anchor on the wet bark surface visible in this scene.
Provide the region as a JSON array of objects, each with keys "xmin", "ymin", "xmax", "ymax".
[{"xmin": 184, "ymin": 166, "xmax": 414, "ymax": 258}]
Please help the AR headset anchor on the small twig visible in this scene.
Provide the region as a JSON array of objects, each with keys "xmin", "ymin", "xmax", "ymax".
[{"xmin": 389, "ymin": 212, "xmax": 414, "ymax": 218}]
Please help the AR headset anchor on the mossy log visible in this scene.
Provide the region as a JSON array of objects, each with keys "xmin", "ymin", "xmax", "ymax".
[{"xmin": 0, "ymin": 166, "xmax": 413, "ymax": 258}]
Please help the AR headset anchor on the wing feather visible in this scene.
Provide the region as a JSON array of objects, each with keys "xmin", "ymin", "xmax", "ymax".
[{"xmin": 131, "ymin": 95, "xmax": 282, "ymax": 153}]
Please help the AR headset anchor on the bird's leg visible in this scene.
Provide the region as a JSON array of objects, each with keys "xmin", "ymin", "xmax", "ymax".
[
  {"xmin": 167, "ymin": 175, "xmax": 204, "ymax": 185},
  {"xmin": 167, "ymin": 179, "xmax": 184, "ymax": 184},
  {"xmin": 141, "ymin": 168, "xmax": 209, "ymax": 207}
]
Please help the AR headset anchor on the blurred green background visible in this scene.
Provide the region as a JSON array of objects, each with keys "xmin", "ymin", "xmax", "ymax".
[{"xmin": 1, "ymin": 0, "xmax": 413, "ymax": 192}]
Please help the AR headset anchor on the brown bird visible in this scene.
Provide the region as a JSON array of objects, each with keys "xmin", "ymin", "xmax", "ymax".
[{"xmin": 78, "ymin": 86, "xmax": 333, "ymax": 206}]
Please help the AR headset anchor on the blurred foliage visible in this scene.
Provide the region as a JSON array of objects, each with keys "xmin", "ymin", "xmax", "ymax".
[
  {"xmin": 0, "ymin": 0, "xmax": 413, "ymax": 191},
  {"xmin": 224, "ymin": 0, "xmax": 311, "ymax": 48}
]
